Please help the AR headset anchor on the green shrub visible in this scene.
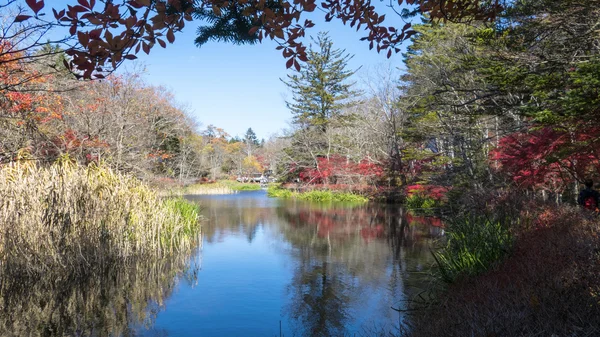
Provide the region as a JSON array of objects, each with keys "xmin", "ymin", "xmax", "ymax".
[{"xmin": 434, "ymin": 215, "xmax": 513, "ymax": 283}]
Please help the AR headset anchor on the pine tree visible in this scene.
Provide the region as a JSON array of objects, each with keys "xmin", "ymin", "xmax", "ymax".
[
  {"xmin": 281, "ymin": 32, "xmax": 359, "ymax": 131},
  {"xmin": 243, "ymin": 127, "xmax": 259, "ymax": 156},
  {"xmin": 243, "ymin": 128, "xmax": 259, "ymax": 146}
]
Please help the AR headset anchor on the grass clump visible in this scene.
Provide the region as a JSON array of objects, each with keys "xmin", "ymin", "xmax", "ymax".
[
  {"xmin": 267, "ymin": 185, "xmax": 368, "ymax": 203},
  {"xmin": 0, "ymin": 160, "xmax": 202, "ymax": 277},
  {"xmin": 434, "ymin": 214, "xmax": 513, "ymax": 283}
]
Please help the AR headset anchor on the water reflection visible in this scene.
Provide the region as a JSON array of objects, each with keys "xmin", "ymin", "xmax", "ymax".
[
  {"xmin": 191, "ymin": 191, "xmax": 444, "ymax": 336},
  {"xmin": 0, "ymin": 254, "xmax": 199, "ymax": 337},
  {"xmin": 0, "ymin": 191, "xmax": 443, "ymax": 337}
]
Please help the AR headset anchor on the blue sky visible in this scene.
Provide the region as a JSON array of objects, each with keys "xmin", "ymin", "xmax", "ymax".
[
  {"xmin": 129, "ymin": 4, "xmax": 414, "ymax": 140},
  {"xmin": 45, "ymin": 0, "xmax": 413, "ymax": 140}
]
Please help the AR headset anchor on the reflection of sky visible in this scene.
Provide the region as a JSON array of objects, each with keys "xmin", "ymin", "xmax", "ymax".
[
  {"xmin": 140, "ymin": 191, "xmax": 440, "ymax": 336},
  {"xmin": 149, "ymin": 229, "xmax": 294, "ymax": 336}
]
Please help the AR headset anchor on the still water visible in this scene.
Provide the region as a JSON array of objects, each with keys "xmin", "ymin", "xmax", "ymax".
[{"xmin": 0, "ymin": 190, "xmax": 443, "ymax": 337}]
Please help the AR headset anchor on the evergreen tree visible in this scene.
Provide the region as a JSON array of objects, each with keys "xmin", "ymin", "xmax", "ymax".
[
  {"xmin": 243, "ymin": 127, "xmax": 259, "ymax": 156},
  {"xmin": 281, "ymin": 32, "xmax": 359, "ymax": 131},
  {"xmin": 243, "ymin": 128, "xmax": 259, "ymax": 146}
]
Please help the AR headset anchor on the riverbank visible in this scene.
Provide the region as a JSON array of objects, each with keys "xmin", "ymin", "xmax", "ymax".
[
  {"xmin": 0, "ymin": 160, "xmax": 202, "ymax": 278},
  {"xmin": 408, "ymin": 206, "xmax": 600, "ymax": 336}
]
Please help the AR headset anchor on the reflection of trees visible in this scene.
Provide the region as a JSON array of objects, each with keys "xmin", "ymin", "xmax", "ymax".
[
  {"xmin": 187, "ymin": 194, "xmax": 272, "ymax": 243},
  {"xmin": 0, "ymin": 253, "xmax": 198, "ymax": 336},
  {"xmin": 186, "ymin": 193, "xmax": 445, "ymax": 336},
  {"xmin": 276, "ymin": 201, "xmax": 444, "ymax": 335},
  {"xmin": 288, "ymin": 259, "xmax": 351, "ymax": 337}
]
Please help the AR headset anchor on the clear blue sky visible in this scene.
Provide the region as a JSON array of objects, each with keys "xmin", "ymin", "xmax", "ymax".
[{"xmin": 46, "ymin": 0, "xmax": 413, "ymax": 140}]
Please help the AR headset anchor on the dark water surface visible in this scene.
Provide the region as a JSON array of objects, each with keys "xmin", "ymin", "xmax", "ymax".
[{"xmin": 0, "ymin": 190, "xmax": 443, "ymax": 337}]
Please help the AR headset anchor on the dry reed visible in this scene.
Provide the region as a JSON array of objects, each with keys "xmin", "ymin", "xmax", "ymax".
[{"xmin": 0, "ymin": 159, "xmax": 201, "ymax": 278}]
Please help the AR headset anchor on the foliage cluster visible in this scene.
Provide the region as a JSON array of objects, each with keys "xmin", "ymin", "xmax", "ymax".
[
  {"xmin": 404, "ymin": 184, "xmax": 449, "ymax": 214},
  {"xmin": 0, "ymin": 160, "xmax": 201, "ymax": 277}
]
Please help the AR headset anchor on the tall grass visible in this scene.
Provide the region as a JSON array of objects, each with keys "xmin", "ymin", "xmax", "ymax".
[
  {"xmin": 0, "ymin": 160, "xmax": 202, "ymax": 277},
  {"xmin": 267, "ymin": 185, "xmax": 369, "ymax": 203},
  {"xmin": 433, "ymin": 214, "xmax": 513, "ymax": 283}
]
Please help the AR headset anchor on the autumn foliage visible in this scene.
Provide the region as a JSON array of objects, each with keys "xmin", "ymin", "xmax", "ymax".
[
  {"xmin": 296, "ymin": 155, "xmax": 384, "ymax": 185},
  {"xmin": 490, "ymin": 124, "xmax": 600, "ymax": 192}
]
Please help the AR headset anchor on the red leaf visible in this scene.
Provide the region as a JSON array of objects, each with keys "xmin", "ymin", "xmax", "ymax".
[
  {"xmin": 77, "ymin": 31, "xmax": 89, "ymax": 46},
  {"xmin": 157, "ymin": 38, "xmax": 166, "ymax": 48},
  {"xmin": 26, "ymin": 0, "xmax": 44, "ymax": 14},
  {"xmin": 89, "ymin": 28, "xmax": 102, "ymax": 40},
  {"xmin": 124, "ymin": 54, "xmax": 137, "ymax": 60},
  {"xmin": 77, "ymin": 0, "xmax": 90, "ymax": 9},
  {"xmin": 14, "ymin": 15, "xmax": 32, "ymax": 22},
  {"xmin": 166, "ymin": 29, "xmax": 175, "ymax": 43},
  {"xmin": 285, "ymin": 57, "xmax": 293, "ymax": 69}
]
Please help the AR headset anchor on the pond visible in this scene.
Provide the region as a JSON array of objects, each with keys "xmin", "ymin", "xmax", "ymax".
[{"xmin": 0, "ymin": 190, "xmax": 444, "ymax": 337}]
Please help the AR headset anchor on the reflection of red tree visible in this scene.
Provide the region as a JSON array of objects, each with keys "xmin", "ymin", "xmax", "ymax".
[
  {"xmin": 284, "ymin": 206, "xmax": 445, "ymax": 244},
  {"xmin": 360, "ymin": 225, "xmax": 384, "ymax": 242},
  {"xmin": 406, "ymin": 213, "xmax": 445, "ymax": 228}
]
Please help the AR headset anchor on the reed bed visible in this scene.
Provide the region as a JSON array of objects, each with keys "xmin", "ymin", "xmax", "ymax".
[
  {"xmin": 162, "ymin": 180, "xmax": 263, "ymax": 196},
  {"xmin": 0, "ymin": 160, "xmax": 201, "ymax": 277}
]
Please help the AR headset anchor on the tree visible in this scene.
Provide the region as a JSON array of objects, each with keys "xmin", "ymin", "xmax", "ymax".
[
  {"xmin": 281, "ymin": 32, "xmax": 359, "ymax": 131},
  {"xmin": 243, "ymin": 127, "xmax": 259, "ymax": 156}
]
